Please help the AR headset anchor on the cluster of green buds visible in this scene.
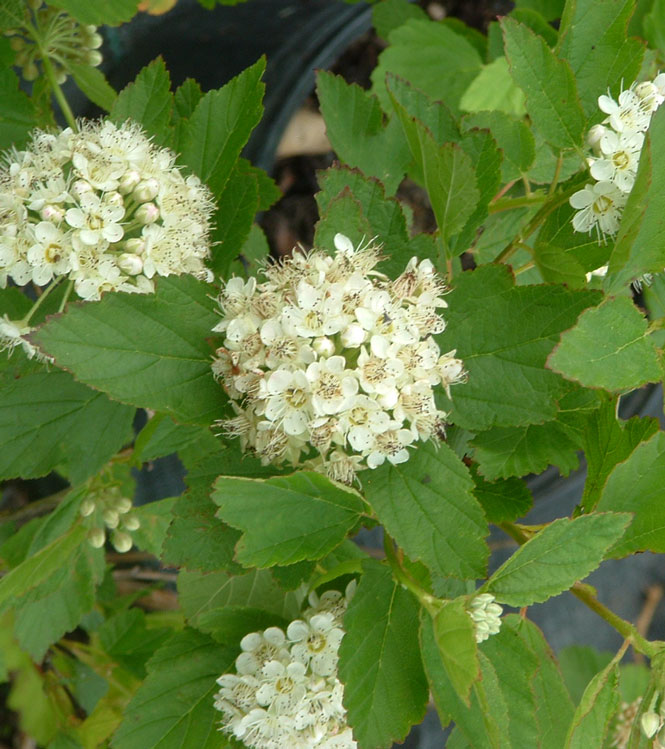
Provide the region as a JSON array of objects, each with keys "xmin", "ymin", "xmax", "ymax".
[
  {"xmin": 639, "ymin": 692, "xmax": 665, "ymax": 747},
  {"xmin": 80, "ymin": 485, "xmax": 140, "ymax": 553},
  {"xmin": 468, "ymin": 593, "xmax": 503, "ymax": 643},
  {"xmin": 5, "ymin": 0, "xmax": 102, "ymax": 84}
]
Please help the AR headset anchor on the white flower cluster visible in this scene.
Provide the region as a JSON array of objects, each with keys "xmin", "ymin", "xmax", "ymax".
[
  {"xmin": 212, "ymin": 234, "xmax": 465, "ymax": 485},
  {"xmin": 214, "ymin": 582, "xmax": 357, "ymax": 749},
  {"xmin": 468, "ymin": 593, "xmax": 502, "ymax": 644},
  {"xmin": 5, "ymin": 0, "xmax": 103, "ymax": 84},
  {"xmin": 80, "ymin": 485, "xmax": 141, "ymax": 553},
  {"xmin": 0, "ymin": 119, "xmax": 214, "ymax": 301},
  {"xmin": 570, "ymin": 75, "xmax": 665, "ymax": 238},
  {"xmin": 0, "ymin": 314, "xmax": 50, "ymax": 362}
]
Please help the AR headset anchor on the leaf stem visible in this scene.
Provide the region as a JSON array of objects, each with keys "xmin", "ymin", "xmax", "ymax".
[
  {"xmin": 548, "ymin": 153, "xmax": 563, "ymax": 196},
  {"xmin": 572, "ymin": 583, "xmax": 659, "ymax": 658},
  {"xmin": 383, "ymin": 533, "xmax": 438, "ymax": 612},
  {"xmin": 21, "ymin": 277, "xmax": 63, "ymax": 325},
  {"xmin": 57, "ymin": 280, "xmax": 74, "ymax": 314}
]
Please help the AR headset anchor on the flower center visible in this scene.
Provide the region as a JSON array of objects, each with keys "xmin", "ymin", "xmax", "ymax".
[
  {"xmin": 45, "ymin": 243, "xmax": 62, "ymax": 263},
  {"xmin": 275, "ymin": 677, "xmax": 295, "ymax": 694},
  {"xmin": 593, "ymin": 195, "xmax": 613, "ymax": 215},
  {"xmin": 612, "ymin": 150, "xmax": 630, "ymax": 170},
  {"xmin": 307, "ymin": 633, "xmax": 327, "ymax": 652},
  {"xmin": 284, "ymin": 386, "xmax": 307, "ymax": 408}
]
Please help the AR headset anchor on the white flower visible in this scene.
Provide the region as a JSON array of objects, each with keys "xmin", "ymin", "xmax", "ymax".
[
  {"xmin": 0, "ymin": 315, "xmax": 50, "ymax": 362},
  {"xmin": 589, "ymin": 130, "xmax": 644, "ymax": 192},
  {"xmin": 214, "ymin": 588, "xmax": 357, "ymax": 748},
  {"xmin": 212, "ymin": 240, "xmax": 464, "ymax": 485},
  {"xmin": 570, "ymin": 181, "xmax": 627, "ymax": 238}
]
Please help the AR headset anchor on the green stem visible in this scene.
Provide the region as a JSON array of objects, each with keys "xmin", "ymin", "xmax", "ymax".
[
  {"xmin": 21, "ymin": 277, "xmax": 63, "ymax": 325},
  {"xmin": 488, "ymin": 194, "xmax": 546, "ymax": 215},
  {"xmin": 383, "ymin": 533, "xmax": 437, "ymax": 612},
  {"xmin": 572, "ymin": 583, "xmax": 659, "ymax": 658},
  {"xmin": 40, "ymin": 52, "xmax": 78, "ymax": 130},
  {"xmin": 548, "ymin": 154, "xmax": 563, "ymax": 196},
  {"xmin": 499, "ymin": 520, "xmax": 659, "ymax": 658},
  {"xmin": 57, "ymin": 280, "xmax": 74, "ymax": 314}
]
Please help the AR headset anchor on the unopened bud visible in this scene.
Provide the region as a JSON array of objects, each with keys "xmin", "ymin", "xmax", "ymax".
[
  {"xmin": 122, "ymin": 514, "xmax": 140, "ymax": 531},
  {"xmin": 115, "ymin": 496, "xmax": 133, "ymax": 514},
  {"xmin": 132, "ymin": 178, "xmax": 159, "ymax": 203},
  {"xmin": 102, "ymin": 508, "xmax": 119, "ymax": 529},
  {"xmin": 54, "ymin": 68, "xmax": 67, "ymax": 85},
  {"xmin": 340, "ymin": 323, "xmax": 366, "ymax": 348},
  {"xmin": 312, "ymin": 336, "xmax": 335, "ymax": 357},
  {"xmin": 40, "ymin": 204, "xmax": 65, "ymax": 222},
  {"xmin": 87, "ymin": 32, "xmax": 103, "ymax": 49},
  {"xmin": 88, "ymin": 527, "xmax": 105, "ymax": 548},
  {"xmin": 9, "ymin": 37, "xmax": 25, "ymax": 51},
  {"xmin": 644, "ymin": 711, "xmax": 662, "ymax": 738},
  {"xmin": 79, "ymin": 497, "xmax": 96, "ymax": 517},
  {"xmin": 86, "ymin": 50, "xmax": 103, "ymax": 67},
  {"xmin": 586, "ymin": 124, "xmax": 606, "ymax": 152},
  {"xmin": 104, "ymin": 191, "xmax": 124, "ymax": 208},
  {"xmin": 71, "ymin": 179, "xmax": 93, "ymax": 199},
  {"xmin": 23, "ymin": 62, "xmax": 39, "ymax": 81},
  {"xmin": 135, "ymin": 202, "xmax": 159, "ymax": 225},
  {"xmin": 118, "ymin": 170, "xmax": 141, "ymax": 195},
  {"xmin": 124, "ymin": 237, "xmax": 146, "ymax": 255},
  {"xmin": 111, "ymin": 531, "xmax": 132, "ymax": 553},
  {"xmin": 118, "ymin": 252, "xmax": 143, "ymax": 275}
]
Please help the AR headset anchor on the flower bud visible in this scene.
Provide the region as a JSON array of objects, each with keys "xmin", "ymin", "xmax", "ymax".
[
  {"xmin": 71, "ymin": 179, "xmax": 93, "ymax": 199},
  {"xmin": 340, "ymin": 323, "xmax": 366, "ymax": 348},
  {"xmin": 40, "ymin": 204, "xmax": 65, "ymax": 222},
  {"xmin": 104, "ymin": 190, "xmax": 124, "ymax": 208},
  {"xmin": 124, "ymin": 237, "xmax": 146, "ymax": 255},
  {"xmin": 84, "ymin": 24, "xmax": 97, "ymax": 34},
  {"xmin": 135, "ymin": 202, "xmax": 159, "ymax": 225},
  {"xmin": 586, "ymin": 124, "xmax": 606, "ymax": 153},
  {"xmin": 118, "ymin": 170, "xmax": 141, "ymax": 195},
  {"xmin": 312, "ymin": 336, "xmax": 335, "ymax": 357},
  {"xmin": 86, "ymin": 50, "xmax": 103, "ymax": 67},
  {"xmin": 132, "ymin": 178, "xmax": 160, "ymax": 203},
  {"xmin": 87, "ymin": 32, "xmax": 103, "ymax": 49},
  {"xmin": 122, "ymin": 514, "xmax": 140, "ymax": 531},
  {"xmin": 9, "ymin": 37, "xmax": 25, "ymax": 51},
  {"xmin": 643, "ymin": 711, "xmax": 662, "ymax": 739},
  {"xmin": 79, "ymin": 497, "xmax": 96, "ymax": 517},
  {"xmin": 102, "ymin": 508, "xmax": 119, "ymax": 529},
  {"xmin": 54, "ymin": 68, "xmax": 67, "ymax": 85},
  {"xmin": 88, "ymin": 527, "xmax": 106, "ymax": 548},
  {"xmin": 118, "ymin": 252, "xmax": 143, "ymax": 275},
  {"xmin": 111, "ymin": 531, "xmax": 132, "ymax": 553},
  {"xmin": 23, "ymin": 62, "xmax": 39, "ymax": 81},
  {"xmin": 115, "ymin": 496, "xmax": 133, "ymax": 514}
]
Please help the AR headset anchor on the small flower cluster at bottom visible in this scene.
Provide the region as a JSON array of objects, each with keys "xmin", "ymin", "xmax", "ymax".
[
  {"xmin": 213, "ymin": 582, "xmax": 356, "ymax": 749},
  {"xmin": 80, "ymin": 485, "xmax": 140, "ymax": 553},
  {"xmin": 468, "ymin": 593, "xmax": 502, "ymax": 643}
]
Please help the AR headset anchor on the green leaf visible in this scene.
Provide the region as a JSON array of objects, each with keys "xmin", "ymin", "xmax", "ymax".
[
  {"xmin": 110, "ymin": 58, "xmax": 173, "ymax": 146},
  {"xmin": 471, "ymin": 420, "xmax": 582, "ymax": 480},
  {"xmin": 372, "ymin": 0, "xmax": 427, "ymax": 40},
  {"xmin": 317, "ymin": 71, "xmax": 411, "ymax": 195},
  {"xmin": 134, "ymin": 416, "xmax": 205, "ymax": 463},
  {"xmin": 514, "ymin": 0, "xmax": 564, "ymax": 21},
  {"xmin": 391, "ymin": 104, "xmax": 479, "ymax": 255},
  {"xmin": 484, "ymin": 513, "xmax": 630, "ymax": 605},
  {"xmin": 339, "ymin": 560, "xmax": 428, "ymax": 749},
  {"xmin": 162, "ymin": 440, "xmax": 268, "ymax": 572},
  {"xmin": 462, "ymin": 110, "xmax": 535, "ymax": 182},
  {"xmin": 533, "ymin": 200, "xmax": 614, "ymax": 288},
  {"xmin": 511, "ymin": 7, "xmax": 559, "ymax": 46},
  {"xmin": 211, "ymin": 472, "xmax": 366, "ymax": 567},
  {"xmin": 556, "ymin": 0, "xmax": 645, "ymax": 120},
  {"xmin": 131, "ymin": 497, "xmax": 177, "ymax": 557},
  {"xmin": 581, "ymin": 403, "xmax": 659, "ymax": 512},
  {"xmin": 179, "ymin": 58, "xmax": 265, "ymax": 197},
  {"xmin": 0, "ymin": 69, "xmax": 37, "ymax": 149},
  {"xmin": 47, "ymin": 0, "xmax": 139, "ymax": 26},
  {"xmin": 111, "ymin": 629, "xmax": 236, "ymax": 749},
  {"xmin": 564, "ymin": 662, "xmax": 620, "ymax": 748},
  {"xmin": 502, "ymin": 17, "xmax": 586, "ymax": 151},
  {"xmin": 14, "ymin": 544, "xmax": 104, "ymax": 661},
  {"xmin": 558, "ymin": 645, "xmax": 613, "ymax": 704},
  {"xmin": 607, "ymin": 106, "xmax": 665, "ymax": 290},
  {"xmin": 430, "ymin": 599, "xmax": 479, "ymax": 705},
  {"xmin": 98, "ymin": 609, "xmax": 172, "ymax": 679},
  {"xmin": 69, "ymin": 63, "xmax": 117, "ymax": 112},
  {"xmin": 0, "ymin": 525, "xmax": 87, "ymax": 612},
  {"xmin": 597, "ymin": 431, "xmax": 665, "ymax": 557},
  {"xmin": 178, "ymin": 567, "xmax": 302, "ymax": 638},
  {"xmin": 371, "ymin": 19, "xmax": 483, "ymax": 115},
  {"xmin": 470, "ymin": 467, "xmax": 533, "ymax": 523},
  {"xmin": 364, "ymin": 441, "xmax": 488, "ymax": 579},
  {"xmin": 208, "ymin": 161, "xmax": 260, "ymax": 277},
  {"xmin": 437, "ymin": 264, "xmax": 601, "ymax": 430},
  {"xmin": 547, "ymin": 296, "xmax": 662, "ymax": 392},
  {"xmin": 460, "ymin": 57, "xmax": 526, "ymax": 116},
  {"xmin": 34, "ymin": 275, "xmax": 224, "ymax": 426},
  {"xmin": 0, "ymin": 369, "xmax": 134, "ymax": 483},
  {"xmin": 315, "ymin": 165, "xmax": 425, "ymax": 279},
  {"xmin": 0, "ymin": 0, "xmax": 25, "ymax": 30}
]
